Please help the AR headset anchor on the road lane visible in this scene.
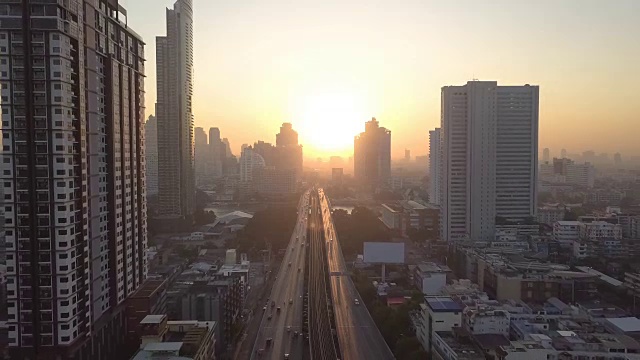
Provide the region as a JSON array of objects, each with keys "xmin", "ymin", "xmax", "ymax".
[
  {"xmin": 251, "ymin": 192, "xmax": 311, "ymax": 360},
  {"xmin": 318, "ymin": 189, "xmax": 395, "ymax": 360}
]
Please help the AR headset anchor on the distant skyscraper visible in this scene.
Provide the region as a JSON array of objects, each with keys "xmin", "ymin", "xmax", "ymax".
[
  {"xmin": 543, "ymin": 148, "xmax": 550, "ymax": 163},
  {"xmin": 239, "ymin": 147, "xmax": 266, "ymax": 183},
  {"xmin": 276, "ymin": 122, "xmax": 299, "ymax": 147},
  {"xmin": 354, "ymin": 118, "xmax": 391, "ymax": 187},
  {"xmin": 0, "ymin": 1, "xmax": 147, "ymax": 357},
  {"xmin": 429, "ymin": 129, "xmax": 442, "ymax": 205},
  {"xmin": 146, "ymin": 116, "xmax": 159, "ymax": 196},
  {"xmin": 156, "ymin": 0, "xmax": 195, "ymax": 221},
  {"xmin": 222, "ymin": 138, "xmax": 233, "ymax": 158},
  {"xmin": 440, "ymin": 81, "xmax": 539, "ymax": 242},
  {"xmin": 561, "ymin": 148, "xmax": 567, "ymax": 158},
  {"xmin": 275, "ymin": 123, "xmax": 303, "ymax": 175},
  {"xmin": 582, "ymin": 150, "xmax": 595, "ymax": 164},
  {"xmin": 405, "ymin": 149, "xmax": 411, "ymax": 162},
  {"xmin": 209, "ymin": 128, "xmax": 224, "ymax": 178},
  {"xmin": 253, "ymin": 141, "xmax": 277, "ymax": 166},
  {"xmin": 614, "ymin": 152, "xmax": 623, "ymax": 167},
  {"xmin": 194, "ymin": 127, "xmax": 208, "ymax": 186}
]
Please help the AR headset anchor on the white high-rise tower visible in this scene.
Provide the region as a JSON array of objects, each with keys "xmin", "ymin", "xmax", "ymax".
[
  {"xmin": 156, "ymin": 0, "xmax": 195, "ymax": 222},
  {"xmin": 440, "ymin": 81, "xmax": 539, "ymax": 242}
]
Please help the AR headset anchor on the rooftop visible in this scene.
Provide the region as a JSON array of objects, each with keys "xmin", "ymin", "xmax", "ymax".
[
  {"xmin": 416, "ymin": 262, "xmax": 451, "ymax": 274},
  {"xmin": 382, "ymin": 203, "xmax": 403, "ymax": 213},
  {"xmin": 140, "ymin": 314, "xmax": 166, "ymax": 325},
  {"xmin": 426, "ymin": 296, "xmax": 463, "ymax": 312},
  {"xmin": 434, "ymin": 331, "xmax": 483, "ymax": 360},
  {"xmin": 132, "ymin": 342, "xmax": 193, "ymax": 360},
  {"xmin": 130, "ymin": 279, "xmax": 167, "ymax": 299},
  {"xmin": 606, "ymin": 317, "xmax": 640, "ymax": 333},
  {"xmin": 556, "ymin": 221, "xmax": 581, "ymax": 226}
]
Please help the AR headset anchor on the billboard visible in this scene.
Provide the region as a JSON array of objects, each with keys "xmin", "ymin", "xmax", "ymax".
[{"xmin": 363, "ymin": 242, "xmax": 405, "ymax": 264}]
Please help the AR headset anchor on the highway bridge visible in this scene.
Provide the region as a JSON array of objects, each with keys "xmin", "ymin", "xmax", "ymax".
[{"xmin": 249, "ymin": 189, "xmax": 395, "ymax": 360}]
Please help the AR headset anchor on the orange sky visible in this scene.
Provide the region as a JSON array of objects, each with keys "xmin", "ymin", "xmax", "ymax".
[{"xmin": 121, "ymin": 0, "xmax": 640, "ymax": 159}]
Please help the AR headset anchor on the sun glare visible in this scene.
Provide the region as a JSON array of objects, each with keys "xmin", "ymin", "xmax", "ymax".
[{"xmin": 293, "ymin": 92, "xmax": 366, "ymax": 158}]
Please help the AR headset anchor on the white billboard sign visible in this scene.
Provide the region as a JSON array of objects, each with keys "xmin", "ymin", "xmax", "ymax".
[{"xmin": 363, "ymin": 242, "xmax": 405, "ymax": 264}]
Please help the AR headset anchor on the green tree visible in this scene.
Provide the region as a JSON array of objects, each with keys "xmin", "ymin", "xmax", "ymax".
[
  {"xmin": 194, "ymin": 209, "xmax": 216, "ymax": 226},
  {"xmin": 235, "ymin": 205, "xmax": 297, "ymax": 255},
  {"xmin": 394, "ymin": 337, "xmax": 423, "ymax": 360}
]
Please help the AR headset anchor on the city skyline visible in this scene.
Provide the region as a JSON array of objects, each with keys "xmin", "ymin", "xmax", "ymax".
[{"xmin": 122, "ymin": 0, "xmax": 640, "ymax": 158}]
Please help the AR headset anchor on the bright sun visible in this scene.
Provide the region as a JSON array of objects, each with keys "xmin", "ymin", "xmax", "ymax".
[{"xmin": 293, "ymin": 92, "xmax": 366, "ymax": 158}]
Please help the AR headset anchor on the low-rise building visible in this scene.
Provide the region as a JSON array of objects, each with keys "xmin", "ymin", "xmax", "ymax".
[
  {"xmin": 167, "ymin": 276, "xmax": 242, "ymax": 352},
  {"xmin": 579, "ymin": 221, "xmax": 622, "ymax": 241},
  {"xmin": 432, "ymin": 331, "xmax": 484, "ymax": 360},
  {"xmin": 381, "ymin": 201, "xmax": 439, "ymax": 236},
  {"xmin": 125, "ymin": 279, "xmax": 169, "ymax": 353},
  {"xmin": 463, "ymin": 307, "xmax": 510, "ymax": 337},
  {"xmin": 412, "ymin": 296, "xmax": 463, "ymax": 355},
  {"xmin": 414, "ymin": 262, "xmax": 451, "ymax": 295},
  {"xmin": 537, "ymin": 206, "xmax": 566, "ymax": 225},
  {"xmin": 132, "ymin": 315, "xmax": 216, "ymax": 360},
  {"xmin": 553, "ymin": 221, "xmax": 581, "ymax": 247},
  {"xmin": 449, "ymin": 245, "xmax": 598, "ymax": 304},
  {"xmin": 588, "ymin": 190, "xmax": 626, "ymax": 204}
]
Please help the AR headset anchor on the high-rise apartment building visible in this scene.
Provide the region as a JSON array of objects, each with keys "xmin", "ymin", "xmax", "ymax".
[
  {"xmin": 194, "ymin": 127, "xmax": 208, "ymax": 186},
  {"xmin": 440, "ymin": 81, "xmax": 539, "ymax": 242},
  {"xmin": 428, "ymin": 128, "xmax": 441, "ymax": 205},
  {"xmin": 145, "ymin": 115, "xmax": 159, "ymax": 196},
  {"xmin": 354, "ymin": 118, "xmax": 391, "ymax": 187},
  {"xmin": 543, "ymin": 148, "xmax": 550, "ymax": 163},
  {"xmin": 156, "ymin": 0, "xmax": 195, "ymax": 222},
  {"xmin": 239, "ymin": 147, "xmax": 266, "ymax": 183},
  {"xmin": 0, "ymin": 1, "xmax": 147, "ymax": 358}
]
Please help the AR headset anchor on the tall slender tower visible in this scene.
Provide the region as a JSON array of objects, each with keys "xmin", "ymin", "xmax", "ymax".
[
  {"xmin": 440, "ymin": 81, "xmax": 539, "ymax": 242},
  {"xmin": 429, "ymin": 129, "xmax": 441, "ymax": 205},
  {"xmin": 209, "ymin": 127, "xmax": 223, "ymax": 178},
  {"xmin": 194, "ymin": 127, "xmax": 208, "ymax": 186},
  {"xmin": 0, "ymin": 1, "xmax": 147, "ymax": 358},
  {"xmin": 156, "ymin": 0, "xmax": 195, "ymax": 223},
  {"xmin": 145, "ymin": 115, "xmax": 159, "ymax": 196}
]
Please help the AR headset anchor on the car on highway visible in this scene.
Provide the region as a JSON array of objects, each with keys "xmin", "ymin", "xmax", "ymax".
[
  {"xmin": 298, "ymin": 267, "xmax": 301, "ymax": 272},
  {"xmin": 287, "ymin": 326, "xmax": 291, "ymax": 332},
  {"xmin": 289, "ymin": 298, "xmax": 293, "ymax": 304},
  {"xmin": 288, "ymin": 262, "xmax": 291, "ymax": 267},
  {"xmin": 267, "ymin": 314, "xmax": 272, "ymax": 320},
  {"xmin": 277, "ymin": 307, "xmax": 281, "ymax": 312},
  {"xmin": 266, "ymin": 338, "xmax": 273, "ymax": 347},
  {"xmin": 284, "ymin": 354, "xmax": 290, "ymax": 359},
  {"xmin": 262, "ymin": 306, "xmax": 266, "ymax": 311},
  {"xmin": 354, "ymin": 299, "xmax": 360, "ymax": 305}
]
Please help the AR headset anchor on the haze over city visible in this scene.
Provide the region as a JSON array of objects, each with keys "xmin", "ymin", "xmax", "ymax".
[
  {"xmin": 5, "ymin": 1, "xmax": 640, "ymax": 360},
  {"xmin": 121, "ymin": 0, "xmax": 640, "ymax": 158}
]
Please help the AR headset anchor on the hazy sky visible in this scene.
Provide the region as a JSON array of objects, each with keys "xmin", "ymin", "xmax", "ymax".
[{"xmin": 120, "ymin": 0, "xmax": 640, "ymax": 159}]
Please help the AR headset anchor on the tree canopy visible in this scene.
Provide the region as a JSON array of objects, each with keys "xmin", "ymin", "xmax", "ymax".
[{"xmin": 332, "ymin": 206, "xmax": 390, "ymax": 257}]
